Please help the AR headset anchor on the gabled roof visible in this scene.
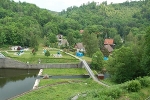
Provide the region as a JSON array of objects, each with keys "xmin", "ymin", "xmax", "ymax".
[
  {"xmin": 104, "ymin": 45, "xmax": 113, "ymax": 52},
  {"xmin": 104, "ymin": 39, "xmax": 114, "ymax": 45},
  {"xmin": 75, "ymin": 43, "xmax": 84, "ymax": 49},
  {"xmin": 61, "ymin": 39, "xmax": 69, "ymax": 46}
]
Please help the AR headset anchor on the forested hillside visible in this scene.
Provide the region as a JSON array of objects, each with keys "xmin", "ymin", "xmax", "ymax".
[
  {"xmin": 0, "ymin": 0, "xmax": 81, "ymax": 48},
  {"xmin": 59, "ymin": 0, "xmax": 150, "ymax": 84},
  {"xmin": 0, "ymin": 0, "xmax": 150, "ymax": 48},
  {"xmin": 60, "ymin": 0, "xmax": 150, "ymax": 38}
]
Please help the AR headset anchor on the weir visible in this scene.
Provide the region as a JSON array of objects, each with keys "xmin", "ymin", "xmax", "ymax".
[{"xmin": 0, "ymin": 58, "xmax": 82, "ymax": 69}]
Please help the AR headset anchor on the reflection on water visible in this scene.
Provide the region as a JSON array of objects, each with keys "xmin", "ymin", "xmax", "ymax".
[{"xmin": 0, "ymin": 68, "xmax": 38, "ymax": 100}]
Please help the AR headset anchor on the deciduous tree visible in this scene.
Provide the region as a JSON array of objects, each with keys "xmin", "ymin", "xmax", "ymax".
[
  {"xmin": 107, "ymin": 46, "xmax": 138, "ymax": 83},
  {"xmin": 91, "ymin": 51, "xmax": 104, "ymax": 70}
]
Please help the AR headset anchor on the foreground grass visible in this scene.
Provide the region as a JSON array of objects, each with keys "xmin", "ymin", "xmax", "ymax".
[
  {"xmin": 15, "ymin": 79, "xmax": 105, "ymax": 100},
  {"xmin": 14, "ymin": 68, "xmax": 103, "ymax": 100},
  {"xmin": 118, "ymin": 87, "xmax": 150, "ymax": 100},
  {"xmin": 78, "ymin": 77, "xmax": 150, "ymax": 100},
  {"xmin": 42, "ymin": 68, "xmax": 88, "ymax": 75},
  {"xmin": 13, "ymin": 67, "xmax": 150, "ymax": 100}
]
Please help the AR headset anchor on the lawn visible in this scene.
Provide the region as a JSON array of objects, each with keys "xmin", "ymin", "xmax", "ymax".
[
  {"xmin": 14, "ymin": 79, "xmax": 105, "ymax": 100},
  {"xmin": 42, "ymin": 68, "xmax": 88, "ymax": 75},
  {"xmin": 14, "ymin": 68, "xmax": 105, "ymax": 100},
  {"xmin": 2, "ymin": 48, "xmax": 80, "ymax": 64},
  {"xmin": 12, "ymin": 68, "xmax": 150, "ymax": 100}
]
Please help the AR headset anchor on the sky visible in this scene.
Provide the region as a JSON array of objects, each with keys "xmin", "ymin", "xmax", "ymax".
[{"xmin": 13, "ymin": 0, "xmax": 139, "ymax": 12}]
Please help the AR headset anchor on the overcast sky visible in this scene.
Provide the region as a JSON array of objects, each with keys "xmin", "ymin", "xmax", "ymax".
[{"xmin": 13, "ymin": 0, "xmax": 139, "ymax": 12}]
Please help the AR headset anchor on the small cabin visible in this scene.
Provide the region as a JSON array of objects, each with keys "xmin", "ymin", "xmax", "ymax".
[{"xmin": 97, "ymin": 74, "xmax": 104, "ymax": 80}]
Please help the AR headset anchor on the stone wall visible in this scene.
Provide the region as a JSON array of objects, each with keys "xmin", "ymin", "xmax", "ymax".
[
  {"xmin": 0, "ymin": 58, "xmax": 4, "ymax": 68},
  {"xmin": 0, "ymin": 58, "xmax": 82, "ymax": 69}
]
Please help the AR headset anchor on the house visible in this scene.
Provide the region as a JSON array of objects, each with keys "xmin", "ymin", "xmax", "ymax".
[
  {"xmin": 104, "ymin": 45, "xmax": 113, "ymax": 53},
  {"xmin": 56, "ymin": 34, "xmax": 63, "ymax": 40},
  {"xmin": 104, "ymin": 39, "xmax": 114, "ymax": 45},
  {"xmin": 10, "ymin": 46, "xmax": 22, "ymax": 51},
  {"xmin": 58, "ymin": 39, "xmax": 69, "ymax": 46},
  {"xmin": 75, "ymin": 43, "xmax": 85, "ymax": 52},
  {"xmin": 56, "ymin": 34, "xmax": 69, "ymax": 46},
  {"xmin": 104, "ymin": 38, "xmax": 114, "ymax": 51}
]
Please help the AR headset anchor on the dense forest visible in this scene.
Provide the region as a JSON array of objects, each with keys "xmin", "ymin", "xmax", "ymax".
[
  {"xmin": 0, "ymin": 0, "xmax": 149, "ymax": 47},
  {"xmin": 0, "ymin": 0, "xmax": 150, "ymax": 83}
]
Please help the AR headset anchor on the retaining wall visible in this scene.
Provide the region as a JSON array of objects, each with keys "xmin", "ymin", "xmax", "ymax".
[{"xmin": 0, "ymin": 58, "xmax": 82, "ymax": 69}]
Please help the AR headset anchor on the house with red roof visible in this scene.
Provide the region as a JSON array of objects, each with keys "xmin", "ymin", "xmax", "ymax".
[
  {"xmin": 103, "ymin": 39, "xmax": 114, "ymax": 53},
  {"xmin": 104, "ymin": 39, "xmax": 114, "ymax": 45}
]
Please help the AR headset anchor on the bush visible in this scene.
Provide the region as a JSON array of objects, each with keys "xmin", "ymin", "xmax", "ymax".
[
  {"xmin": 126, "ymin": 80, "xmax": 141, "ymax": 92},
  {"xmin": 78, "ymin": 95, "xmax": 114, "ymax": 100},
  {"xmin": 78, "ymin": 87, "xmax": 122, "ymax": 100},
  {"xmin": 137, "ymin": 76, "xmax": 150, "ymax": 87},
  {"xmin": 45, "ymin": 50, "xmax": 50, "ymax": 57},
  {"xmin": 104, "ymin": 87, "xmax": 122, "ymax": 99}
]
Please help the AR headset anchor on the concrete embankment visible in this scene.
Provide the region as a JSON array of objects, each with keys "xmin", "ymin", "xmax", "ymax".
[
  {"xmin": 33, "ymin": 69, "xmax": 43, "ymax": 89},
  {"xmin": 0, "ymin": 58, "xmax": 82, "ymax": 69}
]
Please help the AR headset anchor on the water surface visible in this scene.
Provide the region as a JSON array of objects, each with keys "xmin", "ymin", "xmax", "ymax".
[{"xmin": 0, "ymin": 68, "xmax": 38, "ymax": 100}]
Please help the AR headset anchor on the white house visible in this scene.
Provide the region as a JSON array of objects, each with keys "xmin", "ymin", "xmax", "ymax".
[{"xmin": 10, "ymin": 46, "xmax": 22, "ymax": 51}]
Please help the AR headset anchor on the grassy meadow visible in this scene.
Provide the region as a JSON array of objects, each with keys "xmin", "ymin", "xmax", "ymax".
[{"xmin": 1, "ymin": 47, "xmax": 79, "ymax": 64}]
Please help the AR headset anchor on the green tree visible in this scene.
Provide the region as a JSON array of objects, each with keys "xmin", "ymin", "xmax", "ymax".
[
  {"xmin": 29, "ymin": 34, "xmax": 39, "ymax": 48},
  {"xmin": 45, "ymin": 50, "xmax": 50, "ymax": 57},
  {"xmin": 67, "ymin": 32, "xmax": 74, "ymax": 46},
  {"xmin": 98, "ymin": 36, "xmax": 104, "ymax": 49},
  {"xmin": 141, "ymin": 27, "xmax": 150, "ymax": 75},
  {"xmin": 114, "ymin": 34, "xmax": 122, "ymax": 48},
  {"xmin": 83, "ymin": 31, "xmax": 99, "ymax": 57},
  {"xmin": 0, "ymin": 32, "xmax": 6, "ymax": 45},
  {"xmin": 91, "ymin": 51, "xmax": 104, "ymax": 70},
  {"xmin": 48, "ymin": 33, "xmax": 57, "ymax": 43},
  {"xmin": 107, "ymin": 46, "xmax": 138, "ymax": 83}
]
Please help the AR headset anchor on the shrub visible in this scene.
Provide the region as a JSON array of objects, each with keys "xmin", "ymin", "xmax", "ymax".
[
  {"xmin": 77, "ymin": 87, "xmax": 122, "ymax": 100},
  {"xmin": 126, "ymin": 80, "xmax": 141, "ymax": 92},
  {"xmin": 104, "ymin": 87, "xmax": 122, "ymax": 99},
  {"xmin": 45, "ymin": 50, "xmax": 50, "ymax": 57},
  {"xmin": 137, "ymin": 76, "xmax": 150, "ymax": 87}
]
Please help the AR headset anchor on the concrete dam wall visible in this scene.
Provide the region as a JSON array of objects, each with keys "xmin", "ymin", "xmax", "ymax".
[{"xmin": 0, "ymin": 58, "xmax": 82, "ymax": 69}]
